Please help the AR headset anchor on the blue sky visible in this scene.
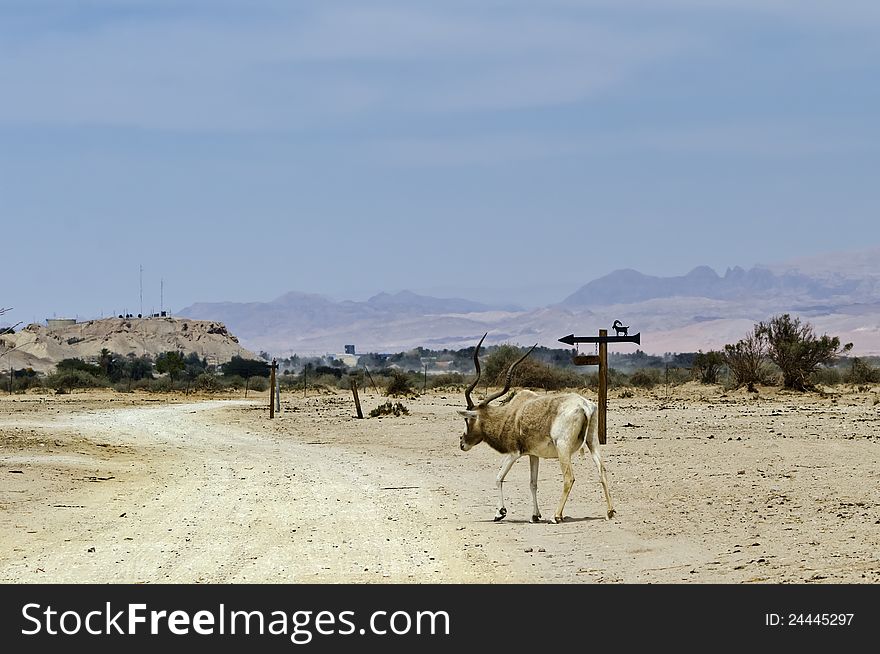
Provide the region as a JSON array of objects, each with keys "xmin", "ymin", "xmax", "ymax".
[{"xmin": 1, "ymin": 0, "xmax": 878, "ymax": 324}]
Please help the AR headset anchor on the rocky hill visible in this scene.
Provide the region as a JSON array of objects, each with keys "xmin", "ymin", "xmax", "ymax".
[{"xmin": 0, "ymin": 317, "xmax": 257, "ymax": 373}]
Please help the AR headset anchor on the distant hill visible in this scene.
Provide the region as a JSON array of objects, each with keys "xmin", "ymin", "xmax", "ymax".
[
  {"xmin": 561, "ymin": 265, "xmax": 869, "ymax": 307},
  {"xmin": 1, "ymin": 317, "xmax": 257, "ymax": 373},
  {"xmin": 177, "ymin": 248, "xmax": 880, "ymax": 357}
]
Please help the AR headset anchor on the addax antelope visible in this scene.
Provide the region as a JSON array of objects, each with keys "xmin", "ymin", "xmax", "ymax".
[{"xmin": 457, "ymin": 334, "xmax": 614, "ymax": 523}]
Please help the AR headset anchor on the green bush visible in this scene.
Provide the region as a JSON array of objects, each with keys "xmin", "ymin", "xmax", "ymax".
[
  {"xmin": 585, "ymin": 368, "xmax": 628, "ymax": 390},
  {"xmin": 482, "ymin": 344, "xmax": 583, "ymax": 390},
  {"xmin": 223, "ymin": 356, "xmax": 270, "ymax": 379},
  {"xmin": 195, "ymin": 373, "xmax": 222, "ymax": 392},
  {"xmin": 155, "ymin": 351, "xmax": 185, "ymax": 383},
  {"xmin": 386, "ymin": 370, "xmax": 415, "ymax": 396},
  {"xmin": 56, "ymin": 358, "xmax": 102, "ymax": 376},
  {"xmin": 757, "ymin": 314, "xmax": 852, "ymax": 391},
  {"xmin": 813, "ymin": 367, "xmax": 842, "ymax": 386},
  {"xmin": 844, "ymin": 358, "xmax": 880, "ymax": 385},
  {"xmin": 222, "ymin": 375, "xmax": 247, "ymax": 390},
  {"xmin": 629, "ymin": 368, "xmax": 659, "ymax": 389},
  {"xmin": 428, "ymin": 372, "xmax": 466, "ymax": 389},
  {"xmin": 149, "ymin": 377, "xmax": 173, "ymax": 392},
  {"xmin": 247, "ymin": 377, "xmax": 269, "ymax": 392},
  {"xmin": 693, "ymin": 350, "xmax": 726, "ymax": 384},
  {"xmin": 46, "ymin": 370, "xmax": 106, "ymax": 392}
]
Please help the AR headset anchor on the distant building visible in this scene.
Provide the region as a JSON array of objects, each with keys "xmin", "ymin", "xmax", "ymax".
[
  {"xmin": 335, "ymin": 353, "xmax": 360, "ymax": 367},
  {"xmin": 344, "ymin": 344, "xmax": 356, "ymax": 355},
  {"xmin": 46, "ymin": 318, "xmax": 76, "ymax": 330}
]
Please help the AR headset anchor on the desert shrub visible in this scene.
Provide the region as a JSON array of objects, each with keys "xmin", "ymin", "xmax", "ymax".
[
  {"xmin": 56, "ymin": 358, "xmax": 102, "ymax": 376},
  {"xmin": 195, "ymin": 373, "xmax": 222, "ymax": 392},
  {"xmin": 11, "ymin": 376, "xmax": 42, "ymax": 392},
  {"xmin": 483, "ymin": 344, "xmax": 528, "ymax": 384},
  {"xmin": 483, "ymin": 344, "xmax": 582, "ymax": 390},
  {"xmin": 428, "ymin": 372, "xmax": 466, "ymax": 389},
  {"xmin": 660, "ymin": 366, "xmax": 693, "ymax": 386},
  {"xmin": 121, "ymin": 354, "xmax": 154, "ymax": 381},
  {"xmin": 757, "ymin": 314, "xmax": 853, "ymax": 391},
  {"xmin": 812, "ymin": 367, "xmax": 842, "ymax": 386},
  {"xmin": 724, "ymin": 327, "xmax": 772, "ymax": 391},
  {"xmin": 693, "ymin": 350, "xmax": 726, "ymax": 384},
  {"xmin": 386, "ymin": 370, "xmax": 415, "ymax": 396},
  {"xmin": 314, "ymin": 365, "xmax": 345, "ymax": 379},
  {"xmin": 278, "ymin": 375, "xmax": 303, "ymax": 391},
  {"xmin": 844, "ymin": 358, "xmax": 880, "ymax": 385},
  {"xmin": 126, "ymin": 378, "xmax": 152, "ymax": 391},
  {"xmin": 629, "ymin": 368, "xmax": 659, "ymax": 389},
  {"xmin": 247, "ymin": 376, "xmax": 269, "ymax": 392},
  {"xmin": 46, "ymin": 370, "xmax": 106, "ymax": 392},
  {"xmin": 148, "ymin": 376, "xmax": 172, "ymax": 392},
  {"xmin": 369, "ymin": 401, "xmax": 410, "ymax": 417},
  {"xmin": 585, "ymin": 368, "xmax": 628, "ymax": 390},
  {"xmin": 220, "ymin": 375, "xmax": 246, "ymax": 390},
  {"xmin": 6, "ymin": 368, "xmax": 41, "ymax": 392}
]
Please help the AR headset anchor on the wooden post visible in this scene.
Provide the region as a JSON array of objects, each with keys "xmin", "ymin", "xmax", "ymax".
[
  {"xmin": 275, "ymin": 373, "xmax": 281, "ymax": 413},
  {"xmin": 303, "ymin": 364, "xmax": 307, "ymax": 398},
  {"xmin": 269, "ymin": 359, "xmax": 277, "ymax": 419},
  {"xmin": 350, "ymin": 376, "xmax": 363, "ymax": 419},
  {"xmin": 598, "ymin": 328, "xmax": 608, "ymax": 445},
  {"xmin": 423, "ymin": 363, "xmax": 428, "ymax": 393}
]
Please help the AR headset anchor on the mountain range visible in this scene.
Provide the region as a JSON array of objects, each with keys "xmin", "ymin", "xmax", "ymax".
[{"xmin": 178, "ymin": 248, "xmax": 880, "ymax": 357}]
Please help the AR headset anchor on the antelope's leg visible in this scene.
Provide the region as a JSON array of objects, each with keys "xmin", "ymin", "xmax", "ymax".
[
  {"xmin": 553, "ymin": 450, "xmax": 575, "ymax": 523},
  {"xmin": 494, "ymin": 452, "xmax": 519, "ymax": 521},
  {"xmin": 585, "ymin": 416, "xmax": 615, "ymax": 519},
  {"xmin": 528, "ymin": 455, "xmax": 541, "ymax": 523}
]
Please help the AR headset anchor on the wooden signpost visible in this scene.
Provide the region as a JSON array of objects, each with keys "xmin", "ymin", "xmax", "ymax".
[{"xmin": 559, "ymin": 326, "xmax": 641, "ymax": 445}]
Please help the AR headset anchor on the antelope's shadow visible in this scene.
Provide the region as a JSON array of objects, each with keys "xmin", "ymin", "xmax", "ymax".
[{"xmin": 476, "ymin": 515, "xmax": 605, "ymax": 524}]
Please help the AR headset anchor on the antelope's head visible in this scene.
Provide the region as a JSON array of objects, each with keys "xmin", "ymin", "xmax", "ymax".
[{"xmin": 458, "ymin": 333, "xmax": 536, "ymax": 451}]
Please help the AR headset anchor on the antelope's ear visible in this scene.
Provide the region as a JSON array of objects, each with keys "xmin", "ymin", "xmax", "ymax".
[{"xmin": 457, "ymin": 410, "xmax": 478, "ymax": 419}]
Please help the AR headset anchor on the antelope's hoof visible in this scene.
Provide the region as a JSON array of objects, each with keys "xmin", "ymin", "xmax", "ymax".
[
  {"xmin": 607, "ymin": 509, "xmax": 616, "ymax": 520},
  {"xmin": 530, "ymin": 514, "xmax": 542, "ymax": 524},
  {"xmin": 493, "ymin": 507, "xmax": 507, "ymax": 522},
  {"xmin": 553, "ymin": 515, "xmax": 564, "ymax": 524}
]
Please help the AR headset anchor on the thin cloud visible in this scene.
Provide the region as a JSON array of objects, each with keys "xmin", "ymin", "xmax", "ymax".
[{"xmin": 0, "ymin": 3, "xmax": 696, "ymax": 130}]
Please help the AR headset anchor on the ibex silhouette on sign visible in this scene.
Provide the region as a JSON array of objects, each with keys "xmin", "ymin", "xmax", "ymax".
[{"xmin": 612, "ymin": 320, "xmax": 629, "ymax": 337}]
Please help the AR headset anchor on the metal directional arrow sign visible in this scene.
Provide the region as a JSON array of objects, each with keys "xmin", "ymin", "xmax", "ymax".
[{"xmin": 558, "ymin": 332, "xmax": 641, "ymax": 346}]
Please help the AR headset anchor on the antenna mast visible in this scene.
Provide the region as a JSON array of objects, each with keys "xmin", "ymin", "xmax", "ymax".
[{"xmin": 139, "ymin": 265, "xmax": 143, "ymax": 317}]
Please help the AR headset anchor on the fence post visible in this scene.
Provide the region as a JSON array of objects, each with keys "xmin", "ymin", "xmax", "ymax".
[{"xmin": 350, "ymin": 375, "xmax": 363, "ymax": 419}]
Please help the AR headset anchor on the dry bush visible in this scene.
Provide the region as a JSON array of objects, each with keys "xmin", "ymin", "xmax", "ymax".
[
  {"xmin": 483, "ymin": 345, "xmax": 582, "ymax": 390},
  {"xmin": 724, "ymin": 328, "xmax": 772, "ymax": 391},
  {"xmin": 369, "ymin": 401, "xmax": 410, "ymax": 417}
]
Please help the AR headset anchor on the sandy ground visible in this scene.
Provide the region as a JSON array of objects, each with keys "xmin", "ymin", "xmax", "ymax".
[{"xmin": 1, "ymin": 383, "xmax": 878, "ymax": 583}]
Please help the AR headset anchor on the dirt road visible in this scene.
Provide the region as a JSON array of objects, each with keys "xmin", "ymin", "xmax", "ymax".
[{"xmin": 1, "ymin": 386, "xmax": 879, "ymax": 583}]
